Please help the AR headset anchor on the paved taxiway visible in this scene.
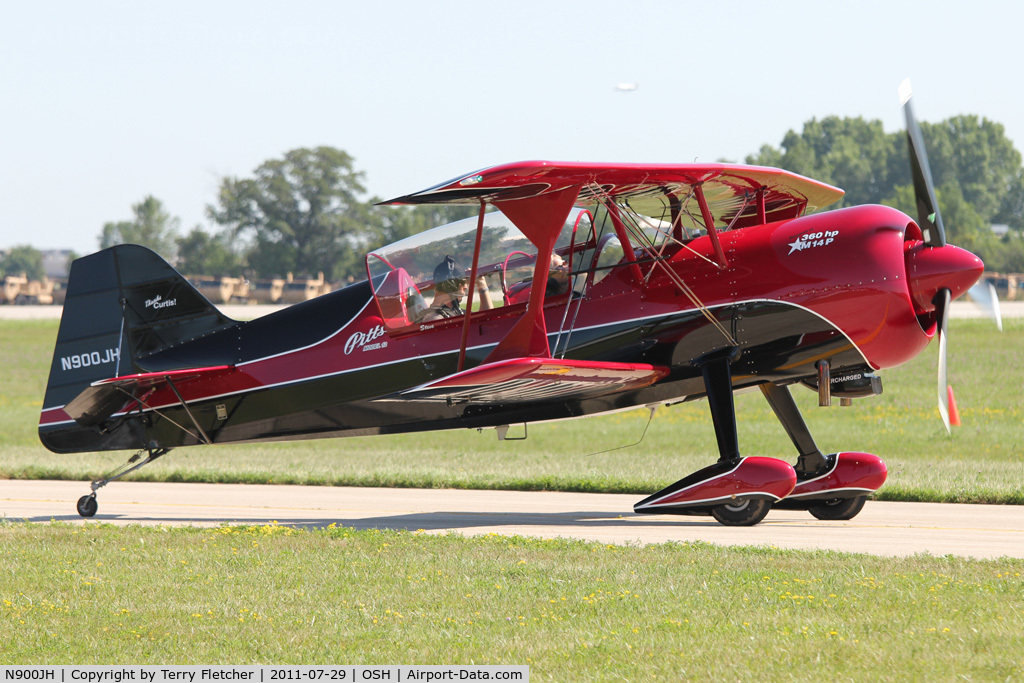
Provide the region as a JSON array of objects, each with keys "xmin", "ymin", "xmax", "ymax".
[{"xmin": 3, "ymin": 480, "xmax": 1022, "ymax": 560}]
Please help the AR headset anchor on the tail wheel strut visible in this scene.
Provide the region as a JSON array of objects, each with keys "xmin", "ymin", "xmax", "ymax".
[{"xmin": 75, "ymin": 446, "xmax": 170, "ymax": 518}]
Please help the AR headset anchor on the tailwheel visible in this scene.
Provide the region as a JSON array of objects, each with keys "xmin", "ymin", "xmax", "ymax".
[
  {"xmin": 711, "ymin": 499, "xmax": 771, "ymax": 526},
  {"xmin": 76, "ymin": 494, "xmax": 98, "ymax": 518},
  {"xmin": 808, "ymin": 495, "xmax": 867, "ymax": 521},
  {"xmin": 74, "ymin": 446, "xmax": 170, "ymax": 520}
]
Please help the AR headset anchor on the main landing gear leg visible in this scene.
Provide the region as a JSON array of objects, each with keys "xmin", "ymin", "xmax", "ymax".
[
  {"xmin": 699, "ymin": 348, "xmax": 742, "ymax": 464},
  {"xmin": 76, "ymin": 445, "xmax": 171, "ymax": 518},
  {"xmin": 760, "ymin": 382, "xmax": 886, "ymax": 520},
  {"xmin": 634, "ymin": 348, "xmax": 796, "ymax": 526},
  {"xmin": 759, "ymin": 383, "xmax": 828, "ymax": 476}
]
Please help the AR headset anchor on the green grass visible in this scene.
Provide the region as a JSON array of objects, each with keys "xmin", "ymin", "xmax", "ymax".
[
  {"xmin": 4, "ymin": 320, "xmax": 1023, "ymax": 679},
  {"xmin": 2, "ymin": 319, "xmax": 1022, "ymax": 503},
  {"xmin": 1, "ymin": 523, "xmax": 1022, "ymax": 680}
]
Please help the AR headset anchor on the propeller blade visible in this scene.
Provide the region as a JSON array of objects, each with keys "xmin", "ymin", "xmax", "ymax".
[
  {"xmin": 900, "ymin": 78, "xmax": 947, "ymax": 247},
  {"xmin": 934, "ymin": 287, "xmax": 952, "ymax": 434},
  {"xmin": 967, "ymin": 280, "xmax": 1003, "ymax": 331}
]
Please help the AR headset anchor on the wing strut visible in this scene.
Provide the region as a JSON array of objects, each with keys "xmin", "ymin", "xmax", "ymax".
[
  {"xmin": 590, "ymin": 185, "xmax": 738, "ymax": 348},
  {"xmin": 693, "ymin": 184, "xmax": 729, "ymax": 269},
  {"xmin": 605, "ymin": 202, "xmax": 646, "ymax": 284},
  {"xmin": 457, "ymin": 201, "xmax": 488, "ymax": 372},
  {"xmin": 484, "ymin": 187, "xmax": 582, "ymax": 364}
]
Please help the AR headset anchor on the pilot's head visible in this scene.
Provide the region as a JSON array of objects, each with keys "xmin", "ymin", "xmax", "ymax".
[{"xmin": 433, "ymin": 255, "xmax": 467, "ymax": 295}]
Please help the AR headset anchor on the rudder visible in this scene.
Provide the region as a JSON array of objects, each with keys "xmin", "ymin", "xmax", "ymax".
[{"xmin": 39, "ymin": 245, "xmax": 236, "ymax": 452}]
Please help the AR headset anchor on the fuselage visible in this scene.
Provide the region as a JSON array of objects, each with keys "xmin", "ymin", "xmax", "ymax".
[{"xmin": 38, "ymin": 203, "xmax": 982, "ymax": 454}]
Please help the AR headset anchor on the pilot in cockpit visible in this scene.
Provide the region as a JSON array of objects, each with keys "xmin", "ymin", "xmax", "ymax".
[
  {"xmin": 421, "ymin": 256, "xmax": 467, "ymax": 321},
  {"xmin": 547, "ymin": 253, "xmax": 570, "ymax": 296},
  {"xmin": 419, "ymin": 255, "xmax": 495, "ymax": 322}
]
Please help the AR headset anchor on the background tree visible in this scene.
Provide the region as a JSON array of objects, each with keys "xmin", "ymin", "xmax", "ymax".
[
  {"xmin": 883, "ymin": 183, "xmax": 1000, "ymax": 261},
  {"xmin": 748, "ymin": 114, "xmax": 1024, "ymax": 269},
  {"xmin": 175, "ymin": 227, "xmax": 244, "ymax": 276},
  {"xmin": 914, "ymin": 116, "xmax": 1024, "ymax": 231},
  {"xmin": 0, "ymin": 245, "xmax": 45, "ymax": 280},
  {"xmin": 99, "ymin": 195, "xmax": 180, "ymax": 259},
  {"xmin": 208, "ymin": 147, "xmax": 371, "ymax": 281},
  {"xmin": 748, "ymin": 116, "xmax": 903, "ymax": 208},
  {"xmin": 988, "ymin": 233, "xmax": 1024, "ymax": 272},
  {"xmin": 367, "ymin": 203, "xmax": 480, "ymax": 249}
]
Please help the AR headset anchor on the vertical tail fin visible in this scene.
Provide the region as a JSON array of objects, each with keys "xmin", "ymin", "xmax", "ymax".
[{"xmin": 39, "ymin": 245, "xmax": 236, "ymax": 452}]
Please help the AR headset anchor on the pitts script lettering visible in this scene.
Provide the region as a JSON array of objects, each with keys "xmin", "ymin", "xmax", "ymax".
[
  {"xmin": 145, "ymin": 294, "xmax": 177, "ymax": 310},
  {"xmin": 61, "ymin": 347, "xmax": 120, "ymax": 371},
  {"xmin": 344, "ymin": 325, "xmax": 388, "ymax": 354}
]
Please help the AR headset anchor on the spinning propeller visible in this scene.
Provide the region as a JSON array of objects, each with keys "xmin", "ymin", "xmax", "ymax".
[
  {"xmin": 967, "ymin": 279, "xmax": 1003, "ymax": 332},
  {"xmin": 900, "ymin": 79, "xmax": 985, "ymax": 433},
  {"xmin": 900, "ymin": 79, "xmax": 946, "ymax": 249}
]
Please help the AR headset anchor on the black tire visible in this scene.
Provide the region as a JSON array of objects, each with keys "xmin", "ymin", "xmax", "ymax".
[
  {"xmin": 77, "ymin": 495, "xmax": 98, "ymax": 518},
  {"xmin": 711, "ymin": 499, "xmax": 771, "ymax": 526},
  {"xmin": 808, "ymin": 495, "xmax": 867, "ymax": 521}
]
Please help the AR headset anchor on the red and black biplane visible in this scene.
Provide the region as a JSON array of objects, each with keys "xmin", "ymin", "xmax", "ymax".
[{"xmin": 39, "ymin": 88, "xmax": 984, "ymax": 525}]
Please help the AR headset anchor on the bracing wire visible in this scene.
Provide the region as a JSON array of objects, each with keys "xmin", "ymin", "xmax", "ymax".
[
  {"xmin": 585, "ymin": 183, "xmax": 737, "ymax": 347},
  {"xmin": 582, "ymin": 405, "xmax": 657, "ymax": 457}
]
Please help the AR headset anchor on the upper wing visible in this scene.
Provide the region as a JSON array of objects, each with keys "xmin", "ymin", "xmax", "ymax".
[
  {"xmin": 395, "ymin": 357, "xmax": 669, "ymax": 404},
  {"xmin": 382, "ymin": 161, "xmax": 844, "ymax": 225}
]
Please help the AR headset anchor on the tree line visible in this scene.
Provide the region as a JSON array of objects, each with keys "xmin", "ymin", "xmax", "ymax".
[
  {"xmin": 4, "ymin": 115, "xmax": 1023, "ymax": 283},
  {"xmin": 746, "ymin": 114, "xmax": 1024, "ymax": 271},
  {"xmin": 95, "ymin": 147, "xmax": 478, "ymax": 284}
]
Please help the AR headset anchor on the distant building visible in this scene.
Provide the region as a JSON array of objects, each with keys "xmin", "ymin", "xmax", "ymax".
[
  {"xmin": 41, "ymin": 250, "xmax": 74, "ymax": 279},
  {"xmin": 991, "ymin": 224, "xmax": 1010, "ymax": 237}
]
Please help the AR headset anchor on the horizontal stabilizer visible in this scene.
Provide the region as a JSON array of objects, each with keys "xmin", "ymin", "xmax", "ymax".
[
  {"xmin": 398, "ymin": 357, "xmax": 669, "ymax": 405},
  {"xmin": 64, "ymin": 365, "xmax": 235, "ymax": 426}
]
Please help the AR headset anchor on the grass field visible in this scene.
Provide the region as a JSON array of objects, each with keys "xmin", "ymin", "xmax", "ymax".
[
  {"xmin": 2, "ymin": 319, "xmax": 1021, "ymax": 503},
  {"xmin": 2, "ymin": 320, "xmax": 1023, "ymax": 678},
  {"xmin": 1, "ymin": 522, "xmax": 1022, "ymax": 680}
]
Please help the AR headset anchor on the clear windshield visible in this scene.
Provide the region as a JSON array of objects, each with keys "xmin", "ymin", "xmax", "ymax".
[{"xmin": 367, "ymin": 208, "xmax": 591, "ymax": 329}]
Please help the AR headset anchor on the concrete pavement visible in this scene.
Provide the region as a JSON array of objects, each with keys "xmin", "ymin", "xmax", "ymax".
[{"xmin": 3, "ymin": 479, "xmax": 1022, "ymax": 560}]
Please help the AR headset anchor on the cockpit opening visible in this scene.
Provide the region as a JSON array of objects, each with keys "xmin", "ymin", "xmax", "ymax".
[{"xmin": 367, "ymin": 208, "xmax": 595, "ymax": 330}]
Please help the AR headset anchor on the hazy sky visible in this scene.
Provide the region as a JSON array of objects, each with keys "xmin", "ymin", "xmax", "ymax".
[{"xmin": 3, "ymin": 0, "xmax": 1022, "ymax": 256}]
